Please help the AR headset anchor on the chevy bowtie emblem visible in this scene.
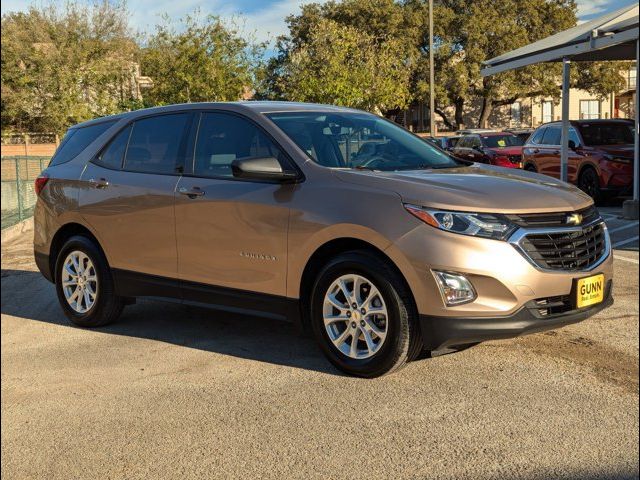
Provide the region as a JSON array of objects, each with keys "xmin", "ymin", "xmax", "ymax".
[{"xmin": 566, "ymin": 213, "xmax": 583, "ymax": 225}]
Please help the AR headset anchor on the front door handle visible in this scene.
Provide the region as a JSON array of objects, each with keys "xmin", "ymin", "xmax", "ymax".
[
  {"xmin": 89, "ymin": 178, "xmax": 109, "ymax": 189},
  {"xmin": 179, "ymin": 186, "xmax": 205, "ymax": 198}
]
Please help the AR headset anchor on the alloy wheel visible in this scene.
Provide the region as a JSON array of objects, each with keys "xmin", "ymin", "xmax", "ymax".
[
  {"xmin": 322, "ymin": 274, "xmax": 388, "ymax": 359},
  {"xmin": 61, "ymin": 250, "xmax": 98, "ymax": 313}
]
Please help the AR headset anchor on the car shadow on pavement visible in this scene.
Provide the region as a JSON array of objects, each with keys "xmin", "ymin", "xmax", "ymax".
[{"xmin": 0, "ymin": 268, "xmax": 345, "ymax": 376}]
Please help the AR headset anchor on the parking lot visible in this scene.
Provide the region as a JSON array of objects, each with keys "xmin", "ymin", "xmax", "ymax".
[{"xmin": 1, "ymin": 210, "xmax": 638, "ymax": 480}]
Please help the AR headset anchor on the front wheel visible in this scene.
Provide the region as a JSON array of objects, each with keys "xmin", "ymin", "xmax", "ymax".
[
  {"xmin": 310, "ymin": 251, "xmax": 422, "ymax": 377},
  {"xmin": 578, "ymin": 167, "xmax": 601, "ymax": 202},
  {"xmin": 55, "ymin": 235, "xmax": 124, "ymax": 327}
]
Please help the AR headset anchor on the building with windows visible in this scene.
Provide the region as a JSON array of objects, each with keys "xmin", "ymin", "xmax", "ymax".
[{"xmin": 396, "ymin": 63, "xmax": 636, "ymax": 132}]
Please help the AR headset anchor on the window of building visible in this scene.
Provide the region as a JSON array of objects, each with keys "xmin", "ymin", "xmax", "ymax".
[
  {"xmin": 511, "ymin": 102, "xmax": 521, "ymax": 125},
  {"xmin": 542, "ymin": 101, "xmax": 553, "ymax": 123},
  {"xmin": 580, "ymin": 100, "xmax": 600, "ymax": 120},
  {"xmin": 629, "ymin": 65, "xmax": 637, "ymax": 89}
]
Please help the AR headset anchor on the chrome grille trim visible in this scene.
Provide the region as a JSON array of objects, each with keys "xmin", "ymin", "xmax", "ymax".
[{"xmin": 508, "ymin": 218, "xmax": 610, "ymax": 273}]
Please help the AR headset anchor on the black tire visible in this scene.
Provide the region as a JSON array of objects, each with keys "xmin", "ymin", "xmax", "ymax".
[
  {"xmin": 578, "ymin": 167, "xmax": 601, "ymax": 202},
  {"xmin": 55, "ymin": 235, "xmax": 124, "ymax": 327},
  {"xmin": 310, "ymin": 250, "xmax": 422, "ymax": 378},
  {"xmin": 524, "ymin": 164, "xmax": 537, "ymax": 172}
]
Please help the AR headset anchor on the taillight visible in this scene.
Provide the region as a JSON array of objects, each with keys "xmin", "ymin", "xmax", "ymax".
[{"xmin": 34, "ymin": 174, "xmax": 49, "ymax": 196}]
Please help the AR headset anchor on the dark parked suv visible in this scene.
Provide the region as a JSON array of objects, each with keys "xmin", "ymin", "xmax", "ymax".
[{"xmin": 522, "ymin": 119, "xmax": 634, "ymax": 200}]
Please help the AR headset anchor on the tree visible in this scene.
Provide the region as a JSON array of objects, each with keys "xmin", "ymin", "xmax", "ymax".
[
  {"xmin": 140, "ymin": 13, "xmax": 263, "ymax": 105},
  {"xmin": 1, "ymin": 1, "xmax": 139, "ymax": 134},
  {"xmin": 258, "ymin": 0, "xmax": 419, "ymax": 112},
  {"xmin": 261, "ymin": 18, "xmax": 411, "ymax": 111},
  {"xmin": 421, "ymin": 0, "xmax": 628, "ymax": 128}
]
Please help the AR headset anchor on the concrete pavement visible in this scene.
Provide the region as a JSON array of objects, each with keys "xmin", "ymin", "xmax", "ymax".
[{"xmin": 1, "ymin": 225, "xmax": 638, "ymax": 479}]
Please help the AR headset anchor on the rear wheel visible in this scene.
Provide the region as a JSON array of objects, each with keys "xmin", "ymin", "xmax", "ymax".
[
  {"xmin": 55, "ymin": 235, "xmax": 124, "ymax": 327},
  {"xmin": 578, "ymin": 167, "xmax": 601, "ymax": 202},
  {"xmin": 310, "ymin": 251, "xmax": 422, "ymax": 377}
]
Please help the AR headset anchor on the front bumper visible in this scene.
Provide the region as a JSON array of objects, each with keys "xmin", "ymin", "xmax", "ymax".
[{"xmin": 419, "ymin": 282, "xmax": 613, "ymax": 350}]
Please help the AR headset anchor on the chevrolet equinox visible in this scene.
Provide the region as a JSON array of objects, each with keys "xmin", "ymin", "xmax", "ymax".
[{"xmin": 34, "ymin": 102, "xmax": 613, "ymax": 377}]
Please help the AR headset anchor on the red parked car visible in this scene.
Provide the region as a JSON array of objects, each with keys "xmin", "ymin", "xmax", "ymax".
[
  {"xmin": 451, "ymin": 132, "xmax": 524, "ymax": 168},
  {"xmin": 522, "ymin": 119, "xmax": 634, "ymax": 201}
]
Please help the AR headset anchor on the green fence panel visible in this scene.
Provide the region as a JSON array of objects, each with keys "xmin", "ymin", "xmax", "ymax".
[{"xmin": 1, "ymin": 156, "xmax": 51, "ymax": 230}]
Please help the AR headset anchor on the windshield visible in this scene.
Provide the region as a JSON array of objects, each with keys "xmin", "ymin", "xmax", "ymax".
[
  {"xmin": 266, "ymin": 111, "xmax": 463, "ymax": 171},
  {"xmin": 481, "ymin": 134, "xmax": 524, "ymax": 148},
  {"xmin": 577, "ymin": 123, "xmax": 634, "ymax": 146}
]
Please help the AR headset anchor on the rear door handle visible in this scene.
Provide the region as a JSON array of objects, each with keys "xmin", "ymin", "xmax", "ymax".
[
  {"xmin": 179, "ymin": 186, "xmax": 205, "ymax": 198},
  {"xmin": 89, "ymin": 178, "xmax": 109, "ymax": 189}
]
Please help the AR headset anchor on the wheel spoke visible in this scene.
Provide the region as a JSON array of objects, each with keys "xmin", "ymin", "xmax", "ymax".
[
  {"xmin": 353, "ymin": 276, "xmax": 364, "ymax": 307},
  {"xmin": 326, "ymin": 293, "xmax": 347, "ymax": 311},
  {"xmin": 361, "ymin": 327, "xmax": 376, "ymax": 354},
  {"xmin": 324, "ymin": 314, "xmax": 349, "ymax": 326},
  {"xmin": 365, "ymin": 318, "xmax": 386, "ymax": 340},
  {"xmin": 349, "ymin": 327, "xmax": 360, "ymax": 357},
  {"xmin": 338, "ymin": 279, "xmax": 352, "ymax": 303},
  {"xmin": 363, "ymin": 286, "xmax": 382, "ymax": 310},
  {"xmin": 333, "ymin": 327, "xmax": 352, "ymax": 347}
]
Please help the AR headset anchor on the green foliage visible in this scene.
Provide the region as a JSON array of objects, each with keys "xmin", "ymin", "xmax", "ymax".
[
  {"xmin": 258, "ymin": 0, "xmax": 418, "ymax": 111},
  {"xmin": 1, "ymin": 1, "xmax": 138, "ymax": 134},
  {"xmin": 140, "ymin": 13, "xmax": 263, "ymax": 105},
  {"xmin": 262, "ymin": 18, "xmax": 411, "ymax": 111},
  {"xmin": 1, "ymin": 0, "xmax": 632, "ymax": 134}
]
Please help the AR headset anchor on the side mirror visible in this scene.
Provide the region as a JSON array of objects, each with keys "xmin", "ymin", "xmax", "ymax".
[
  {"xmin": 472, "ymin": 145, "xmax": 484, "ymax": 153},
  {"xmin": 231, "ymin": 156, "xmax": 299, "ymax": 183},
  {"xmin": 568, "ymin": 140, "xmax": 578, "ymax": 151}
]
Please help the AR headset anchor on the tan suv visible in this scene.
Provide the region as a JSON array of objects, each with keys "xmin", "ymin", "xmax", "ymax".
[{"xmin": 34, "ymin": 102, "xmax": 613, "ymax": 377}]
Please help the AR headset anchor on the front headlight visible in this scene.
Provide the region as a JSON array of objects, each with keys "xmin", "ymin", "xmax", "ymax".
[{"xmin": 404, "ymin": 204, "xmax": 517, "ymax": 241}]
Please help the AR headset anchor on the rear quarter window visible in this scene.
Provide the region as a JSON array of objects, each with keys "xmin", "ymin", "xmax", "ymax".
[{"xmin": 50, "ymin": 121, "xmax": 116, "ymax": 166}]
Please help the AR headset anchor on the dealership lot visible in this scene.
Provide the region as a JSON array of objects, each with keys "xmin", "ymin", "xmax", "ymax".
[{"xmin": 1, "ymin": 215, "xmax": 638, "ymax": 479}]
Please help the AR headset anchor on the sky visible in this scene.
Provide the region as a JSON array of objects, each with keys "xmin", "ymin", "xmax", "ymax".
[{"xmin": 0, "ymin": 0, "xmax": 636, "ymax": 47}]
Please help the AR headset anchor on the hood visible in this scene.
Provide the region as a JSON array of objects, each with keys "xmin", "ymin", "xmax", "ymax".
[
  {"xmin": 334, "ymin": 164, "xmax": 593, "ymax": 213},
  {"xmin": 486, "ymin": 146, "xmax": 523, "ymax": 156},
  {"xmin": 589, "ymin": 144, "xmax": 634, "ymax": 158}
]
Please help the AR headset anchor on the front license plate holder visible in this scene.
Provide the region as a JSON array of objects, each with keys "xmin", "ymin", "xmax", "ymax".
[{"xmin": 572, "ymin": 273, "xmax": 605, "ymax": 309}]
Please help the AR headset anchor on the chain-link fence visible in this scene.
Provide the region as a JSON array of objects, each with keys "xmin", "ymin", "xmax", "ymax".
[{"xmin": 1, "ymin": 156, "xmax": 51, "ymax": 229}]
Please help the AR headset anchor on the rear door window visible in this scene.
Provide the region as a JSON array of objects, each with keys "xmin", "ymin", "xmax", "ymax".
[
  {"xmin": 50, "ymin": 121, "xmax": 115, "ymax": 166},
  {"xmin": 93, "ymin": 125, "xmax": 132, "ymax": 170},
  {"xmin": 193, "ymin": 112, "xmax": 284, "ymax": 178},
  {"xmin": 123, "ymin": 113, "xmax": 192, "ymax": 174},
  {"xmin": 541, "ymin": 126, "xmax": 561, "ymax": 145}
]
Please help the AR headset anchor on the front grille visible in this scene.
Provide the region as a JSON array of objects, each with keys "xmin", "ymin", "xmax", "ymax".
[
  {"xmin": 518, "ymin": 222, "xmax": 607, "ymax": 271},
  {"xmin": 526, "ymin": 281, "xmax": 612, "ymax": 318},
  {"xmin": 506, "ymin": 205, "xmax": 599, "ymax": 228},
  {"xmin": 507, "ymin": 154, "xmax": 522, "ymax": 164},
  {"xmin": 529, "ymin": 295, "xmax": 573, "ymax": 317}
]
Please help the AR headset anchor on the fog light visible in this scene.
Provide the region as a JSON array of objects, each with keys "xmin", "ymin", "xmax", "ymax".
[{"xmin": 432, "ymin": 271, "xmax": 477, "ymax": 306}]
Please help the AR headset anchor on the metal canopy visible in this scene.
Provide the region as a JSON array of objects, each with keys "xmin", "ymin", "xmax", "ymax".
[
  {"xmin": 480, "ymin": 4, "xmax": 639, "ymax": 217},
  {"xmin": 481, "ymin": 5, "xmax": 638, "ymax": 76}
]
